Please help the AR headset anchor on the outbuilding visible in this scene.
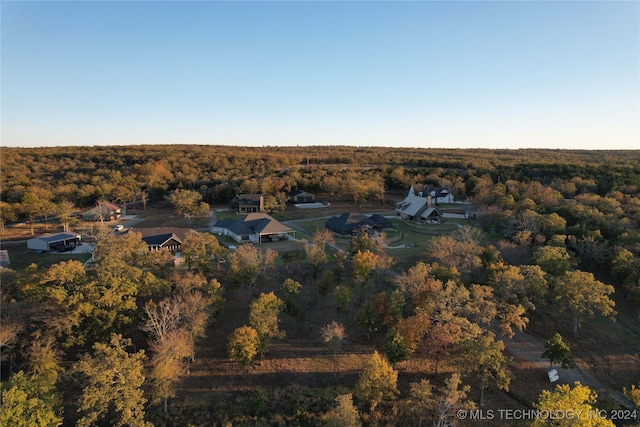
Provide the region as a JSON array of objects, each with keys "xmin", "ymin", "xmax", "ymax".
[{"xmin": 27, "ymin": 232, "xmax": 82, "ymax": 252}]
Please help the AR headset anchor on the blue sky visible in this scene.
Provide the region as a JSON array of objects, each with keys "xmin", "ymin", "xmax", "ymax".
[{"xmin": 1, "ymin": 1, "xmax": 638, "ymax": 149}]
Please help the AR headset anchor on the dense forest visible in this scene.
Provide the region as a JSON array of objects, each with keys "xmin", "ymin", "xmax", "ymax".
[{"xmin": 1, "ymin": 145, "xmax": 639, "ymax": 426}]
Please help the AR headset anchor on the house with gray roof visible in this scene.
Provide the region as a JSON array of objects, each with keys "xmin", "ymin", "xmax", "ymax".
[
  {"xmin": 126, "ymin": 227, "xmax": 196, "ymax": 252},
  {"xmin": 325, "ymin": 213, "xmax": 392, "ymax": 235},
  {"xmin": 395, "ymin": 186, "xmax": 443, "ymax": 223},
  {"xmin": 228, "ymin": 194, "xmax": 265, "ymax": 213},
  {"xmin": 212, "ymin": 213, "xmax": 295, "ymax": 243}
]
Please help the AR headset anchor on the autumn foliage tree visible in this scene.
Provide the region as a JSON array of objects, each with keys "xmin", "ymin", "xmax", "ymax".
[
  {"xmin": 249, "ymin": 292, "xmax": 285, "ymax": 363},
  {"xmin": 228, "ymin": 326, "xmax": 259, "ymax": 375},
  {"xmin": 355, "ymin": 351, "xmax": 398, "ymax": 412},
  {"xmin": 73, "ymin": 334, "xmax": 151, "ymax": 427},
  {"xmin": 533, "ymin": 382, "xmax": 614, "ymax": 427}
]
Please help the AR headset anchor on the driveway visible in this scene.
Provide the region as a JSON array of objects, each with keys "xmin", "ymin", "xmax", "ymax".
[{"xmin": 503, "ymin": 329, "xmax": 637, "ymax": 410}]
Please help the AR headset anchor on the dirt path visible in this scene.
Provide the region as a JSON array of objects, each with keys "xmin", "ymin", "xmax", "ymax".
[{"xmin": 503, "ymin": 329, "xmax": 637, "ymax": 410}]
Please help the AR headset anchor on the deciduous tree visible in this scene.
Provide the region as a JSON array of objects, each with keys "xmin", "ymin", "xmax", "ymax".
[
  {"xmin": 554, "ymin": 270, "xmax": 616, "ymax": 336},
  {"xmin": 533, "ymin": 382, "xmax": 614, "ymax": 427},
  {"xmin": 325, "ymin": 394, "xmax": 361, "ymax": 427},
  {"xmin": 542, "ymin": 333, "xmax": 576, "ymax": 369},
  {"xmin": 456, "ymin": 332, "xmax": 512, "ymax": 406},
  {"xmin": 169, "ymin": 188, "xmax": 210, "ymax": 225},
  {"xmin": 249, "ymin": 292, "xmax": 285, "ymax": 363},
  {"xmin": 355, "ymin": 351, "xmax": 398, "ymax": 412},
  {"xmin": 73, "ymin": 334, "xmax": 151, "ymax": 427},
  {"xmin": 321, "ymin": 320, "xmax": 346, "ymax": 380},
  {"xmin": 228, "ymin": 325, "xmax": 259, "ymax": 375}
]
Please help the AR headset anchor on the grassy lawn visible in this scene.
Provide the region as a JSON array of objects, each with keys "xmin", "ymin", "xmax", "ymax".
[{"xmin": 4, "ymin": 243, "xmax": 92, "ymax": 271}]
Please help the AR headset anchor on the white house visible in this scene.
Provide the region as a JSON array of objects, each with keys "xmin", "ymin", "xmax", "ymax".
[{"xmin": 212, "ymin": 213, "xmax": 295, "ymax": 243}]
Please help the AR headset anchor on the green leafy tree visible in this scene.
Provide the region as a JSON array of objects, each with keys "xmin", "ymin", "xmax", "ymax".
[
  {"xmin": 0, "ymin": 371, "xmax": 63, "ymax": 427},
  {"xmin": 384, "ymin": 327, "xmax": 411, "ymax": 368},
  {"xmin": 180, "ymin": 230, "xmax": 226, "ymax": 272},
  {"xmin": 169, "ymin": 188, "xmax": 210, "ymax": 224},
  {"xmin": 321, "ymin": 320, "xmax": 346, "ymax": 380},
  {"xmin": 324, "ymin": 394, "xmax": 361, "ymax": 427},
  {"xmin": 334, "ymin": 286, "xmax": 351, "ymax": 315},
  {"xmin": 21, "ymin": 188, "xmax": 55, "ymax": 234},
  {"xmin": 356, "ymin": 298, "xmax": 380, "ymax": 339},
  {"xmin": 280, "ymin": 278, "xmax": 302, "ymax": 316},
  {"xmin": 533, "ymin": 382, "xmax": 614, "ymax": 427},
  {"xmin": 355, "ymin": 351, "xmax": 398, "ymax": 412},
  {"xmin": 456, "ymin": 332, "xmax": 512, "ymax": 406},
  {"xmin": 554, "ymin": 270, "xmax": 616, "ymax": 336},
  {"xmin": 318, "ymin": 269, "xmax": 334, "ymax": 307},
  {"xmin": 73, "ymin": 334, "xmax": 151, "ymax": 427},
  {"xmin": 0, "ymin": 201, "xmax": 17, "ymax": 233},
  {"xmin": 56, "ymin": 199, "xmax": 77, "ymax": 232},
  {"xmin": 228, "ymin": 325, "xmax": 259, "ymax": 375},
  {"xmin": 542, "ymin": 333, "xmax": 576, "ymax": 369},
  {"xmin": 533, "ymin": 245, "xmax": 571, "ymax": 276},
  {"xmin": 249, "ymin": 292, "xmax": 285, "ymax": 363}
]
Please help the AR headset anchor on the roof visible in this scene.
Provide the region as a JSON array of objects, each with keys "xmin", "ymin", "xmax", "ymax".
[
  {"xmin": 369, "ymin": 214, "xmax": 392, "ymax": 225},
  {"xmin": 325, "ymin": 213, "xmax": 381, "ymax": 232},
  {"xmin": 83, "ymin": 202, "xmax": 123, "ymax": 214},
  {"xmin": 29, "ymin": 232, "xmax": 81, "ymax": 243},
  {"xmin": 214, "ymin": 213, "xmax": 293, "ymax": 236},
  {"xmin": 237, "ymin": 194, "xmax": 263, "ymax": 202},
  {"xmin": 129, "ymin": 227, "xmax": 195, "ymax": 242},
  {"xmin": 395, "ymin": 188, "xmax": 429, "ymax": 217},
  {"xmin": 288, "ymin": 189, "xmax": 314, "ymax": 197}
]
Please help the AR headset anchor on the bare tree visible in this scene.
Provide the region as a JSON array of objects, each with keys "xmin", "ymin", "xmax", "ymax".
[{"xmin": 321, "ymin": 321, "xmax": 346, "ymax": 380}]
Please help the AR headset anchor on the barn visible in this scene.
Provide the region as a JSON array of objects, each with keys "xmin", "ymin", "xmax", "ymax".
[{"xmin": 27, "ymin": 232, "xmax": 82, "ymax": 252}]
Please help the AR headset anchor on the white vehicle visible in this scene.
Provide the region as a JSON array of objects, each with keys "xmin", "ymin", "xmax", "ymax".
[{"xmin": 114, "ymin": 225, "xmax": 124, "ymax": 232}]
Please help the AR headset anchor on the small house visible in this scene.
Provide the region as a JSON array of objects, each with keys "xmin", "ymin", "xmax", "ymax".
[
  {"xmin": 228, "ymin": 194, "xmax": 264, "ymax": 213},
  {"xmin": 288, "ymin": 190, "xmax": 316, "ymax": 204},
  {"xmin": 82, "ymin": 202, "xmax": 126, "ymax": 222},
  {"xmin": 127, "ymin": 227, "xmax": 195, "ymax": 252}
]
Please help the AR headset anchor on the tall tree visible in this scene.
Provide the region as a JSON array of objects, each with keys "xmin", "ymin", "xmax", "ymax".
[
  {"xmin": 324, "ymin": 394, "xmax": 361, "ymax": 427},
  {"xmin": 0, "ymin": 200, "xmax": 17, "ymax": 233},
  {"xmin": 554, "ymin": 270, "xmax": 616, "ymax": 336},
  {"xmin": 321, "ymin": 320, "xmax": 346, "ymax": 380},
  {"xmin": 169, "ymin": 188, "xmax": 210, "ymax": 225},
  {"xmin": 304, "ymin": 229, "xmax": 335, "ymax": 280},
  {"xmin": 334, "ymin": 286, "xmax": 351, "ymax": 315},
  {"xmin": 280, "ymin": 278, "xmax": 302, "ymax": 316},
  {"xmin": 249, "ymin": 292, "xmax": 285, "ymax": 363},
  {"xmin": 456, "ymin": 332, "xmax": 512, "ymax": 406},
  {"xmin": 73, "ymin": 334, "xmax": 151, "ymax": 427},
  {"xmin": 542, "ymin": 333, "xmax": 576, "ymax": 369},
  {"xmin": 228, "ymin": 325, "xmax": 259, "ymax": 375},
  {"xmin": 180, "ymin": 230, "xmax": 226, "ymax": 273},
  {"xmin": 355, "ymin": 351, "xmax": 398, "ymax": 412}
]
